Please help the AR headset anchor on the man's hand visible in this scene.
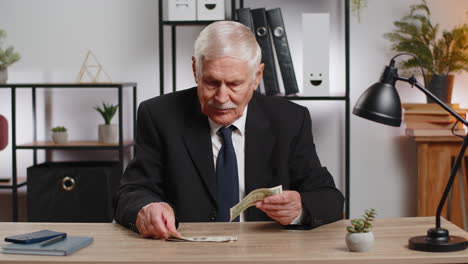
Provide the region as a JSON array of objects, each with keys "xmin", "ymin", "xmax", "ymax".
[
  {"xmin": 255, "ymin": 191, "xmax": 302, "ymax": 225},
  {"xmin": 136, "ymin": 202, "xmax": 181, "ymax": 239}
]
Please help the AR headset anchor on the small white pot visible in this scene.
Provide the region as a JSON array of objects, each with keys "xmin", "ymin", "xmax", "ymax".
[
  {"xmin": 0, "ymin": 68, "xmax": 7, "ymax": 84},
  {"xmin": 98, "ymin": 124, "xmax": 118, "ymax": 144},
  {"xmin": 52, "ymin": 132, "xmax": 68, "ymax": 144},
  {"xmin": 346, "ymin": 231, "xmax": 374, "ymax": 252}
]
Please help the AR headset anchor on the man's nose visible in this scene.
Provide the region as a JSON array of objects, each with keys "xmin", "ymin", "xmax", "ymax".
[{"xmin": 214, "ymin": 84, "xmax": 229, "ymax": 103}]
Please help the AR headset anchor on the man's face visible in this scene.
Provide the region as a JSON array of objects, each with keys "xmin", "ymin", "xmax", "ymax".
[{"xmin": 194, "ymin": 56, "xmax": 264, "ymax": 125}]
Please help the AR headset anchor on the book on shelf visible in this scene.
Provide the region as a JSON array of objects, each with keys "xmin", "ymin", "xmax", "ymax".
[
  {"xmin": 405, "ymin": 121, "xmax": 464, "ymax": 130},
  {"xmin": 405, "ymin": 128, "xmax": 466, "ymax": 137},
  {"xmin": 404, "ymin": 114, "xmax": 457, "ymax": 123},
  {"xmin": 402, "ymin": 103, "xmax": 460, "ymax": 111},
  {"xmin": 2, "ymin": 236, "xmax": 93, "ymax": 256}
]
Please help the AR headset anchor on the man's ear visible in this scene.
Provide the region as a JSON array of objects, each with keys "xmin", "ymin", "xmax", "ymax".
[
  {"xmin": 192, "ymin": 56, "xmax": 198, "ymax": 83},
  {"xmin": 253, "ymin": 63, "xmax": 265, "ymax": 91}
]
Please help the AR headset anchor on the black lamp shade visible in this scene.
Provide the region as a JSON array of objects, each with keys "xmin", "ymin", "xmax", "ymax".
[{"xmin": 353, "ymin": 82, "xmax": 402, "ymax": 127}]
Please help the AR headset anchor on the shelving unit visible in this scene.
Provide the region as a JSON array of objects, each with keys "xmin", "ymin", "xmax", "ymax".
[
  {"xmin": 158, "ymin": 0, "xmax": 350, "ymax": 218},
  {"xmin": 0, "ymin": 82, "xmax": 137, "ymax": 221}
]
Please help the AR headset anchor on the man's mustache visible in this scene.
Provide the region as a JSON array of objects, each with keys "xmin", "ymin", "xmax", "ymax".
[{"xmin": 207, "ymin": 100, "xmax": 238, "ymax": 110}]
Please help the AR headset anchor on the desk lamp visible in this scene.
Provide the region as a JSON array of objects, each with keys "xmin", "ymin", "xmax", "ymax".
[{"xmin": 353, "ymin": 53, "xmax": 467, "ymax": 252}]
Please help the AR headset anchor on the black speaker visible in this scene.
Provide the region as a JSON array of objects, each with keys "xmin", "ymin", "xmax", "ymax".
[{"xmin": 27, "ymin": 161, "xmax": 121, "ymax": 222}]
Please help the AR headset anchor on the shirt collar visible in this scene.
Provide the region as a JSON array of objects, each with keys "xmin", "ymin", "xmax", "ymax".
[{"xmin": 208, "ymin": 105, "xmax": 248, "ymax": 137}]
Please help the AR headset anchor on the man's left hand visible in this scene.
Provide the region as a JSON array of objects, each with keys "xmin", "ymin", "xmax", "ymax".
[{"xmin": 255, "ymin": 190, "xmax": 302, "ymax": 225}]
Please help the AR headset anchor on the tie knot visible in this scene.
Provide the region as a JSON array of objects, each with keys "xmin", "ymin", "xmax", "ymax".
[{"xmin": 218, "ymin": 126, "xmax": 236, "ymax": 145}]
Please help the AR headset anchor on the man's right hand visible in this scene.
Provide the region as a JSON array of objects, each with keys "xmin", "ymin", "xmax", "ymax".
[{"xmin": 136, "ymin": 202, "xmax": 181, "ymax": 239}]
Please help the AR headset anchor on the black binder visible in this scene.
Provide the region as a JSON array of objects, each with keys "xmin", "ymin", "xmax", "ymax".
[
  {"xmin": 267, "ymin": 8, "xmax": 299, "ymax": 96},
  {"xmin": 252, "ymin": 8, "xmax": 281, "ymax": 96},
  {"xmin": 236, "ymin": 8, "xmax": 255, "ymax": 32}
]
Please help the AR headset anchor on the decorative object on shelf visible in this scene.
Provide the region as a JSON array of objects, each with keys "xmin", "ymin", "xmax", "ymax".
[
  {"xmin": 302, "ymin": 13, "xmax": 330, "ymax": 96},
  {"xmin": 345, "ymin": 208, "xmax": 376, "ymax": 252},
  {"xmin": 163, "ymin": 0, "xmax": 196, "ymax": 21},
  {"xmin": 95, "ymin": 102, "xmax": 118, "ymax": 144},
  {"xmin": 197, "ymin": 0, "xmax": 225, "ymax": 21},
  {"xmin": 384, "ymin": 0, "xmax": 468, "ymax": 104},
  {"xmin": 77, "ymin": 50, "xmax": 112, "ymax": 83},
  {"xmin": 0, "ymin": 29, "xmax": 21, "ymax": 84},
  {"xmin": 353, "ymin": 52, "xmax": 467, "ymax": 252},
  {"xmin": 0, "ymin": 114, "xmax": 8, "ymax": 150},
  {"xmin": 51, "ymin": 126, "xmax": 68, "ymax": 144},
  {"xmin": 351, "ymin": 0, "xmax": 367, "ymax": 23}
]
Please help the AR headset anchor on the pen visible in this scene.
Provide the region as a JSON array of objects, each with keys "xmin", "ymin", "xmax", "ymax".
[{"xmin": 40, "ymin": 234, "xmax": 67, "ymax": 247}]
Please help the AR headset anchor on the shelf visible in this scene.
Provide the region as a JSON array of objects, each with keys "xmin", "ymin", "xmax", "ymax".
[
  {"xmin": 16, "ymin": 140, "xmax": 134, "ymax": 150},
  {"xmin": 0, "ymin": 177, "xmax": 27, "ymax": 189},
  {"xmin": 0, "ymin": 83, "xmax": 137, "ymax": 88},
  {"xmin": 285, "ymin": 96, "xmax": 347, "ymax": 101},
  {"xmin": 162, "ymin": 20, "xmax": 222, "ymax": 26}
]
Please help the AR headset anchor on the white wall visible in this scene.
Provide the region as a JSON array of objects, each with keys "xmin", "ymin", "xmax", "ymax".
[{"xmin": 0, "ymin": 0, "xmax": 467, "ymax": 220}]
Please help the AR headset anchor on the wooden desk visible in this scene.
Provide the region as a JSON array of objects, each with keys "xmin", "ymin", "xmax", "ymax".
[
  {"xmin": 0, "ymin": 217, "xmax": 466, "ymax": 263},
  {"xmin": 414, "ymin": 136, "xmax": 468, "ymax": 230}
]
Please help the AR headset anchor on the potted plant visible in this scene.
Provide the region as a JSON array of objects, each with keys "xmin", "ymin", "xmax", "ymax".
[
  {"xmin": 346, "ymin": 208, "xmax": 376, "ymax": 252},
  {"xmin": 0, "ymin": 29, "xmax": 21, "ymax": 84},
  {"xmin": 51, "ymin": 126, "xmax": 68, "ymax": 144},
  {"xmin": 95, "ymin": 102, "xmax": 118, "ymax": 144},
  {"xmin": 384, "ymin": 0, "xmax": 468, "ymax": 103}
]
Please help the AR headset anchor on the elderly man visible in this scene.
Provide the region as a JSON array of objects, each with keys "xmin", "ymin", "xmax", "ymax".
[{"xmin": 114, "ymin": 21, "xmax": 344, "ymax": 239}]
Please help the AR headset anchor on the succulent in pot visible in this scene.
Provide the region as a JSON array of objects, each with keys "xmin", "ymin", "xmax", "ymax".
[
  {"xmin": 346, "ymin": 208, "xmax": 377, "ymax": 252},
  {"xmin": 95, "ymin": 102, "xmax": 118, "ymax": 144}
]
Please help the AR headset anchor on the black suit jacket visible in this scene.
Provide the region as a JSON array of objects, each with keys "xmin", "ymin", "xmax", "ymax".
[{"xmin": 114, "ymin": 87, "xmax": 344, "ymax": 231}]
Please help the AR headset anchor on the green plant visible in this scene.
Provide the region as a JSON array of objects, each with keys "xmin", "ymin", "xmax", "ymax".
[
  {"xmin": 0, "ymin": 29, "xmax": 21, "ymax": 70},
  {"xmin": 384, "ymin": 0, "xmax": 468, "ymax": 78},
  {"xmin": 347, "ymin": 208, "xmax": 376, "ymax": 233},
  {"xmin": 94, "ymin": 102, "xmax": 118, "ymax": 125},
  {"xmin": 51, "ymin": 126, "xmax": 67, "ymax": 133}
]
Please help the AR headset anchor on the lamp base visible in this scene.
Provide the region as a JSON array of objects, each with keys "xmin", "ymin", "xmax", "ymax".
[{"xmin": 408, "ymin": 228, "xmax": 467, "ymax": 252}]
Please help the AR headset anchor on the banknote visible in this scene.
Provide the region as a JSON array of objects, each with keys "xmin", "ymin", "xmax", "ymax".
[
  {"xmin": 167, "ymin": 235, "xmax": 238, "ymax": 242},
  {"xmin": 230, "ymin": 185, "xmax": 283, "ymax": 222}
]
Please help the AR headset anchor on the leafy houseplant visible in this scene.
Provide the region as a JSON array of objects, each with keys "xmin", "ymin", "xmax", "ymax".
[
  {"xmin": 0, "ymin": 29, "xmax": 21, "ymax": 83},
  {"xmin": 95, "ymin": 102, "xmax": 119, "ymax": 144},
  {"xmin": 51, "ymin": 126, "xmax": 68, "ymax": 144},
  {"xmin": 384, "ymin": 0, "xmax": 468, "ymax": 103},
  {"xmin": 346, "ymin": 208, "xmax": 377, "ymax": 252}
]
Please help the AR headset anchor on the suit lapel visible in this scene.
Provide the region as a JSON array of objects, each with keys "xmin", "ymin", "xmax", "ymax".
[
  {"xmin": 244, "ymin": 95, "xmax": 276, "ymax": 195},
  {"xmin": 183, "ymin": 97, "xmax": 217, "ymax": 205}
]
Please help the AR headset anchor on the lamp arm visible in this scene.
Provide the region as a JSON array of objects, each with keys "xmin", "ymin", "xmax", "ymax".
[
  {"xmin": 398, "ymin": 75, "xmax": 468, "ymax": 229},
  {"xmin": 397, "ymin": 76, "xmax": 468, "ymax": 126}
]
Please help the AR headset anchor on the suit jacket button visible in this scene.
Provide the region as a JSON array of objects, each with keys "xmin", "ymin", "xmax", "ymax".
[{"xmin": 209, "ymin": 211, "xmax": 217, "ymax": 221}]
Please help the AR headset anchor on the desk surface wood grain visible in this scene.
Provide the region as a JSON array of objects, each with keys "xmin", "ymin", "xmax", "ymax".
[{"xmin": 0, "ymin": 217, "xmax": 466, "ymax": 264}]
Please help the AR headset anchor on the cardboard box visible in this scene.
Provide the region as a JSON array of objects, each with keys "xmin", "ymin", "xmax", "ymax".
[{"xmin": 163, "ymin": 0, "xmax": 196, "ymax": 21}]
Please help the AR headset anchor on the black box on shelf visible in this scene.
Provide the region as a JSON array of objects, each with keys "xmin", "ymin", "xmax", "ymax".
[{"xmin": 27, "ymin": 161, "xmax": 122, "ymax": 222}]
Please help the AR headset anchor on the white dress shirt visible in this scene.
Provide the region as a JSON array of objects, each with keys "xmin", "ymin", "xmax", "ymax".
[{"xmin": 208, "ymin": 105, "xmax": 304, "ymax": 224}]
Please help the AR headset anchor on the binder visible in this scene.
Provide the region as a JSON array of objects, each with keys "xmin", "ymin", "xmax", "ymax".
[
  {"xmin": 236, "ymin": 8, "xmax": 255, "ymax": 31},
  {"xmin": 266, "ymin": 8, "xmax": 299, "ymax": 96},
  {"xmin": 252, "ymin": 8, "xmax": 281, "ymax": 96},
  {"xmin": 236, "ymin": 8, "xmax": 263, "ymax": 93}
]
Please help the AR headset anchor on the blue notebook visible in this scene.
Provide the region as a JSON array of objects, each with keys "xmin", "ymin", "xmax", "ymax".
[{"xmin": 2, "ymin": 236, "xmax": 93, "ymax": 256}]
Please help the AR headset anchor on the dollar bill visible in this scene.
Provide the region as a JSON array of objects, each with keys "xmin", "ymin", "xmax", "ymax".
[
  {"xmin": 167, "ymin": 235, "xmax": 238, "ymax": 242},
  {"xmin": 229, "ymin": 185, "xmax": 282, "ymax": 222}
]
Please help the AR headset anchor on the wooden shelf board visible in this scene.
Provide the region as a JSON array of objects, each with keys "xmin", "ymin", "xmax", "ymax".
[
  {"xmin": 17, "ymin": 140, "xmax": 134, "ymax": 148},
  {"xmin": 0, "ymin": 177, "xmax": 27, "ymax": 188}
]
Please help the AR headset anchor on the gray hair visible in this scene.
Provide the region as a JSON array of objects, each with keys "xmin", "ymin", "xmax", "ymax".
[{"xmin": 193, "ymin": 21, "xmax": 262, "ymax": 81}]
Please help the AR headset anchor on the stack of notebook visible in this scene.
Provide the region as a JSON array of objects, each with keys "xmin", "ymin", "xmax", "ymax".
[
  {"xmin": 403, "ymin": 103, "xmax": 467, "ymax": 137},
  {"xmin": 236, "ymin": 7, "xmax": 299, "ymax": 97},
  {"xmin": 2, "ymin": 230, "xmax": 93, "ymax": 256}
]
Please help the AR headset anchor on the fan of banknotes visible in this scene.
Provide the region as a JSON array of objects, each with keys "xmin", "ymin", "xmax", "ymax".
[{"xmin": 230, "ymin": 185, "xmax": 283, "ymax": 221}]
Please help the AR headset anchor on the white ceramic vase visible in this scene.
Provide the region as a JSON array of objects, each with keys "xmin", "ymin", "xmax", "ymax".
[
  {"xmin": 345, "ymin": 231, "xmax": 374, "ymax": 252},
  {"xmin": 0, "ymin": 68, "xmax": 7, "ymax": 84},
  {"xmin": 98, "ymin": 124, "xmax": 118, "ymax": 144},
  {"xmin": 52, "ymin": 131, "xmax": 68, "ymax": 144}
]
